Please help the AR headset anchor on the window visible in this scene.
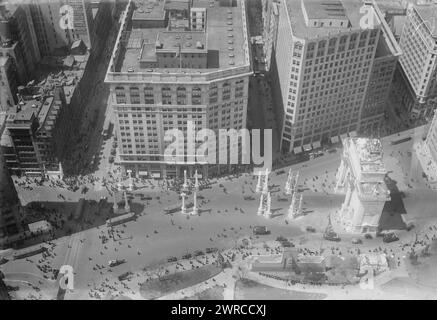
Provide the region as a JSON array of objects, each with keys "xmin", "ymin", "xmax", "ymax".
[
  {"xmin": 162, "ymin": 87, "xmax": 172, "ymax": 105},
  {"xmin": 222, "ymin": 82, "xmax": 231, "ymax": 101},
  {"xmin": 130, "ymin": 87, "xmax": 140, "ymax": 104},
  {"xmin": 192, "ymin": 87, "xmax": 202, "ymax": 105},
  {"xmin": 115, "ymin": 87, "xmax": 126, "ymax": 104},
  {"xmin": 235, "ymin": 80, "xmax": 244, "ymax": 98},
  {"xmin": 209, "ymin": 84, "xmax": 218, "ymax": 103},
  {"xmin": 177, "ymin": 87, "xmax": 187, "ymax": 105},
  {"xmin": 144, "ymin": 87, "xmax": 154, "ymax": 104}
]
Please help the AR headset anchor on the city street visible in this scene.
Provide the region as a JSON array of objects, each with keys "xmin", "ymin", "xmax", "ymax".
[{"xmin": 3, "ymin": 123, "xmax": 437, "ymax": 299}]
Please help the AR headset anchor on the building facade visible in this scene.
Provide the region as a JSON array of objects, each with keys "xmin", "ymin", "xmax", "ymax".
[
  {"xmin": 395, "ymin": 3, "xmax": 437, "ymax": 120},
  {"xmin": 0, "ymin": 56, "xmax": 17, "ymax": 112},
  {"xmin": 261, "ymin": 0, "xmax": 279, "ymax": 72},
  {"xmin": 273, "ymin": 0, "xmax": 400, "ymax": 154},
  {"xmin": 1, "ymin": 86, "xmax": 66, "ymax": 176},
  {"xmin": 425, "ymin": 109, "xmax": 437, "ymax": 161},
  {"xmin": 29, "ymin": 0, "xmax": 94, "ymax": 56},
  {"xmin": 105, "ymin": 0, "xmax": 251, "ymax": 179},
  {"xmin": 335, "ymin": 137, "xmax": 390, "ymax": 234},
  {"xmin": 0, "ymin": 2, "xmax": 41, "ymax": 111}
]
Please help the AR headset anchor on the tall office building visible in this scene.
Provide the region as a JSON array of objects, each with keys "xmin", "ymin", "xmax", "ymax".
[
  {"xmin": 274, "ymin": 0, "xmax": 400, "ymax": 154},
  {"xmin": 105, "ymin": 0, "xmax": 251, "ymax": 178},
  {"xmin": 395, "ymin": 2, "xmax": 437, "ymax": 120},
  {"xmin": 0, "ymin": 56, "xmax": 17, "ymax": 112},
  {"xmin": 0, "ymin": 2, "xmax": 41, "ymax": 111},
  {"xmin": 0, "ymin": 2, "xmax": 40, "ymax": 82},
  {"xmin": 29, "ymin": 0, "xmax": 94, "ymax": 56},
  {"xmin": 1, "ymin": 85, "xmax": 67, "ymax": 176},
  {"xmin": 65, "ymin": 0, "xmax": 95, "ymax": 49}
]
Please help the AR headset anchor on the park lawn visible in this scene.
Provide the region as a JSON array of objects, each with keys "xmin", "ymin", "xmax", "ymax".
[{"xmin": 140, "ymin": 264, "xmax": 222, "ymax": 299}]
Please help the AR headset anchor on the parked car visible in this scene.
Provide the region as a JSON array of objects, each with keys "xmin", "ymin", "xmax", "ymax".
[
  {"xmin": 118, "ymin": 272, "xmax": 132, "ymax": 281},
  {"xmin": 305, "ymin": 226, "xmax": 316, "ymax": 233},
  {"xmin": 281, "ymin": 241, "xmax": 294, "ymax": 248},
  {"xmin": 108, "ymin": 259, "xmax": 126, "ymax": 267},
  {"xmin": 351, "ymin": 238, "xmax": 363, "ymax": 244},
  {"xmin": 166, "ymin": 256, "xmax": 177, "ymax": 263},
  {"xmin": 182, "ymin": 253, "xmax": 192, "ymax": 259},
  {"xmin": 205, "ymin": 247, "xmax": 218, "ymax": 254},
  {"xmin": 364, "ymin": 233, "xmax": 373, "ymax": 239},
  {"xmin": 194, "ymin": 250, "xmax": 204, "ymax": 257},
  {"xmin": 276, "ymin": 236, "xmax": 287, "ymax": 242},
  {"xmin": 253, "ymin": 226, "xmax": 270, "ymax": 235},
  {"xmin": 383, "ymin": 232, "xmax": 399, "ymax": 243}
]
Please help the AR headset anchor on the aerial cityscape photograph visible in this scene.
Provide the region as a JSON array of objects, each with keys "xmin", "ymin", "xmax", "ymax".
[{"xmin": 1, "ymin": 0, "xmax": 437, "ymax": 305}]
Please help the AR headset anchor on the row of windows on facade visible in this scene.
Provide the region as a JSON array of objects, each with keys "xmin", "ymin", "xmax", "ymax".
[
  {"xmin": 285, "ymin": 99, "xmax": 363, "ymax": 127},
  {"xmin": 295, "ymin": 30, "xmax": 378, "ymax": 53},
  {"xmin": 283, "ymin": 121, "xmax": 359, "ymax": 142},
  {"xmin": 115, "ymin": 102, "xmax": 244, "ymax": 116},
  {"xmin": 114, "ymin": 81, "xmax": 245, "ymax": 104}
]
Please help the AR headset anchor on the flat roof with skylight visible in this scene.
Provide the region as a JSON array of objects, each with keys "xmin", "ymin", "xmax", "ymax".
[{"xmin": 107, "ymin": 0, "xmax": 250, "ymax": 79}]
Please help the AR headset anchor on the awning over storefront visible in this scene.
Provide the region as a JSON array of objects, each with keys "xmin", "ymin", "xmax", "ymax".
[
  {"xmin": 139, "ymin": 171, "xmax": 148, "ymax": 176},
  {"xmin": 331, "ymin": 136, "xmax": 339, "ymax": 144},
  {"xmin": 303, "ymin": 144, "xmax": 312, "ymax": 152},
  {"xmin": 293, "ymin": 146, "xmax": 303, "ymax": 154},
  {"xmin": 312, "ymin": 141, "xmax": 321, "ymax": 149},
  {"xmin": 151, "ymin": 172, "xmax": 161, "ymax": 178},
  {"xmin": 349, "ymin": 131, "xmax": 357, "ymax": 137}
]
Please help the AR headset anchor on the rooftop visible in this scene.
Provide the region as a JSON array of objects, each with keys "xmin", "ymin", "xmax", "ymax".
[
  {"xmin": 132, "ymin": 0, "xmax": 167, "ymax": 21},
  {"xmin": 3, "ymin": 93, "xmax": 61, "ymax": 134},
  {"xmin": 113, "ymin": 0, "xmax": 249, "ymax": 74},
  {"xmin": 285, "ymin": 0, "xmax": 380, "ymax": 39},
  {"xmin": 303, "ymin": 0, "xmax": 348, "ymax": 20}
]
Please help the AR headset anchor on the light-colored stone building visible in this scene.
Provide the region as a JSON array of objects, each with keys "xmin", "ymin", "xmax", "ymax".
[
  {"xmin": 273, "ymin": 0, "xmax": 400, "ymax": 154},
  {"xmin": 335, "ymin": 137, "xmax": 390, "ymax": 234},
  {"xmin": 394, "ymin": 2, "xmax": 437, "ymax": 120},
  {"xmin": 105, "ymin": 0, "xmax": 251, "ymax": 179}
]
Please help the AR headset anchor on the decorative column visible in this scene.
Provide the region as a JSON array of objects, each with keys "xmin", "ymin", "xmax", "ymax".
[
  {"xmin": 192, "ymin": 192, "xmax": 198, "ymax": 216},
  {"xmin": 194, "ymin": 170, "xmax": 199, "ymax": 191},
  {"xmin": 124, "ymin": 191, "xmax": 130, "ymax": 212},
  {"xmin": 181, "ymin": 192, "xmax": 187, "ymax": 214},
  {"xmin": 256, "ymin": 171, "xmax": 262, "ymax": 193},
  {"xmin": 285, "ymin": 169, "xmax": 292, "ymax": 195},
  {"xmin": 264, "ymin": 192, "xmax": 272, "ymax": 219},
  {"xmin": 182, "ymin": 170, "xmax": 188, "ymax": 190},
  {"xmin": 257, "ymin": 193, "xmax": 265, "ymax": 215},
  {"xmin": 287, "ymin": 192, "xmax": 297, "ymax": 219},
  {"xmin": 127, "ymin": 169, "xmax": 133, "ymax": 191}
]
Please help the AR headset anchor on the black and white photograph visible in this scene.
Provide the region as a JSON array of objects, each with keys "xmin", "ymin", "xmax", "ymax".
[{"xmin": 1, "ymin": 0, "xmax": 437, "ymax": 306}]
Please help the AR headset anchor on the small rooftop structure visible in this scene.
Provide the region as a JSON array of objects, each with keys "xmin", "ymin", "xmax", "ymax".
[
  {"xmin": 285, "ymin": 0, "xmax": 380, "ymax": 39},
  {"xmin": 165, "ymin": 0, "xmax": 190, "ymax": 11},
  {"xmin": 302, "ymin": 0, "xmax": 350, "ymax": 28}
]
